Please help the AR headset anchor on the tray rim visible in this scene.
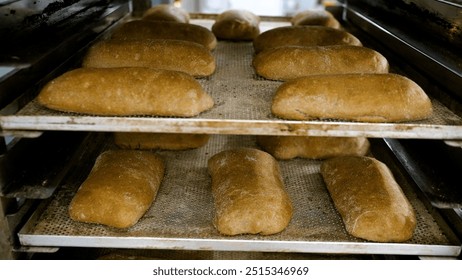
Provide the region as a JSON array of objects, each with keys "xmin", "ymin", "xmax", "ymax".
[
  {"xmin": 2, "ymin": 114, "xmax": 462, "ymax": 139},
  {"xmin": 17, "ymin": 232, "xmax": 462, "ymax": 256}
]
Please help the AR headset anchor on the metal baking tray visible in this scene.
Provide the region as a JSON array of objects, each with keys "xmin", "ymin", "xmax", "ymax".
[
  {"xmin": 18, "ymin": 133, "xmax": 461, "ymax": 256},
  {"xmin": 1, "ymin": 19, "xmax": 462, "ymax": 140}
]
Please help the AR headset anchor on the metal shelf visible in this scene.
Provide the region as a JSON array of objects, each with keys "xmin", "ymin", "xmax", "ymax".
[
  {"xmin": 18, "ymin": 133, "xmax": 461, "ymax": 257},
  {"xmin": 1, "ymin": 20, "xmax": 462, "ymax": 139}
]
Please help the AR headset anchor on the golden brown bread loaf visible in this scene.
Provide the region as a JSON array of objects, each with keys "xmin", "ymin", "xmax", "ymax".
[
  {"xmin": 291, "ymin": 9, "xmax": 340, "ymax": 28},
  {"xmin": 208, "ymin": 148, "xmax": 293, "ymax": 235},
  {"xmin": 68, "ymin": 150, "xmax": 165, "ymax": 228},
  {"xmin": 142, "ymin": 4, "xmax": 190, "ymax": 23},
  {"xmin": 253, "ymin": 45, "xmax": 389, "ymax": 81},
  {"xmin": 114, "ymin": 133, "xmax": 210, "ymax": 150},
  {"xmin": 212, "ymin": 9, "xmax": 260, "ymax": 41},
  {"xmin": 111, "ymin": 20, "xmax": 217, "ymax": 50},
  {"xmin": 320, "ymin": 156, "xmax": 416, "ymax": 242},
  {"xmin": 82, "ymin": 39, "xmax": 216, "ymax": 77},
  {"xmin": 253, "ymin": 26, "xmax": 362, "ymax": 53},
  {"xmin": 37, "ymin": 67, "xmax": 214, "ymax": 117},
  {"xmin": 271, "ymin": 73, "xmax": 433, "ymax": 122},
  {"xmin": 256, "ymin": 136, "xmax": 370, "ymax": 160}
]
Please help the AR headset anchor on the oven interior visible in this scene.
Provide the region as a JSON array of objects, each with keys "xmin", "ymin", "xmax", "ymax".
[{"xmin": 0, "ymin": 0, "xmax": 461, "ymax": 260}]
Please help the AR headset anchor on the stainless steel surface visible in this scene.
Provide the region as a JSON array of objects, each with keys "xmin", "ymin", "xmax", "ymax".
[
  {"xmin": 345, "ymin": 1, "xmax": 462, "ymax": 102},
  {"xmin": 383, "ymin": 138, "xmax": 462, "ymax": 208},
  {"xmin": 1, "ymin": 18, "xmax": 462, "ymax": 139},
  {"xmin": 0, "ymin": 132, "xmax": 89, "ymax": 199},
  {"xmin": 346, "ymin": 0, "xmax": 462, "ymax": 46},
  {"xmin": 18, "ymin": 133, "xmax": 461, "ymax": 256},
  {"xmin": 0, "ymin": 0, "xmax": 129, "ymax": 110}
]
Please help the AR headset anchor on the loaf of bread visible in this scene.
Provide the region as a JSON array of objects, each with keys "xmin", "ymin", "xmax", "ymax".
[
  {"xmin": 111, "ymin": 20, "xmax": 217, "ymax": 50},
  {"xmin": 142, "ymin": 4, "xmax": 190, "ymax": 23},
  {"xmin": 208, "ymin": 148, "xmax": 293, "ymax": 235},
  {"xmin": 253, "ymin": 26, "xmax": 361, "ymax": 53},
  {"xmin": 320, "ymin": 156, "xmax": 416, "ymax": 242},
  {"xmin": 291, "ymin": 9, "xmax": 340, "ymax": 28},
  {"xmin": 37, "ymin": 67, "xmax": 214, "ymax": 117},
  {"xmin": 212, "ymin": 9, "xmax": 260, "ymax": 41},
  {"xmin": 68, "ymin": 150, "xmax": 165, "ymax": 228},
  {"xmin": 271, "ymin": 73, "xmax": 432, "ymax": 122},
  {"xmin": 257, "ymin": 136, "xmax": 370, "ymax": 160},
  {"xmin": 114, "ymin": 133, "xmax": 210, "ymax": 150},
  {"xmin": 253, "ymin": 45, "xmax": 389, "ymax": 81},
  {"xmin": 82, "ymin": 39, "xmax": 216, "ymax": 77}
]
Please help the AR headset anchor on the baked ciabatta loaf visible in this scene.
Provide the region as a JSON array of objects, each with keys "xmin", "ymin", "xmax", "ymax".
[
  {"xmin": 320, "ymin": 156, "xmax": 416, "ymax": 242},
  {"xmin": 114, "ymin": 133, "xmax": 210, "ymax": 150},
  {"xmin": 271, "ymin": 73, "xmax": 432, "ymax": 122},
  {"xmin": 69, "ymin": 150, "xmax": 165, "ymax": 228},
  {"xmin": 111, "ymin": 20, "xmax": 217, "ymax": 50},
  {"xmin": 37, "ymin": 67, "xmax": 214, "ymax": 117},
  {"xmin": 82, "ymin": 39, "xmax": 216, "ymax": 77},
  {"xmin": 253, "ymin": 26, "xmax": 361, "ymax": 53},
  {"xmin": 291, "ymin": 9, "xmax": 340, "ymax": 29},
  {"xmin": 208, "ymin": 148, "xmax": 293, "ymax": 235},
  {"xmin": 253, "ymin": 45, "xmax": 389, "ymax": 81},
  {"xmin": 212, "ymin": 9, "xmax": 260, "ymax": 41},
  {"xmin": 257, "ymin": 136, "xmax": 370, "ymax": 160},
  {"xmin": 142, "ymin": 4, "xmax": 190, "ymax": 23}
]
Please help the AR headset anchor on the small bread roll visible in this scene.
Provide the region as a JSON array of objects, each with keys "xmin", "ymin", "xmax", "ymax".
[
  {"xmin": 208, "ymin": 148, "xmax": 293, "ymax": 235},
  {"xmin": 321, "ymin": 156, "xmax": 416, "ymax": 242},
  {"xmin": 212, "ymin": 9, "xmax": 260, "ymax": 41},
  {"xmin": 37, "ymin": 67, "xmax": 214, "ymax": 117},
  {"xmin": 271, "ymin": 73, "xmax": 432, "ymax": 122},
  {"xmin": 253, "ymin": 45, "xmax": 389, "ymax": 81},
  {"xmin": 114, "ymin": 133, "xmax": 210, "ymax": 150},
  {"xmin": 142, "ymin": 4, "xmax": 190, "ymax": 23},
  {"xmin": 257, "ymin": 136, "xmax": 370, "ymax": 160},
  {"xmin": 111, "ymin": 20, "xmax": 217, "ymax": 50},
  {"xmin": 82, "ymin": 39, "xmax": 216, "ymax": 77},
  {"xmin": 291, "ymin": 9, "xmax": 340, "ymax": 29},
  {"xmin": 253, "ymin": 26, "xmax": 361, "ymax": 53},
  {"xmin": 69, "ymin": 150, "xmax": 165, "ymax": 228}
]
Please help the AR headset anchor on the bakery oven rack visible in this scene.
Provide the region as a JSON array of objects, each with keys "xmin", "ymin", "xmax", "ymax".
[
  {"xmin": 4, "ymin": 14, "xmax": 462, "ymax": 258},
  {"xmin": 18, "ymin": 133, "xmax": 461, "ymax": 257},
  {"xmin": 1, "ymin": 19, "xmax": 462, "ymax": 140}
]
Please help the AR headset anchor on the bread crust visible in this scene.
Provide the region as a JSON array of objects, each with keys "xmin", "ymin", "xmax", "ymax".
[
  {"xmin": 257, "ymin": 136, "xmax": 370, "ymax": 160},
  {"xmin": 212, "ymin": 9, "xmax": 260, "ymax": 40},
  {"xmin": 253, "ymin": 26, "xmax": 362, "ymax": 53},
  {"xmin": 142, "ymin": 4, "xmax": 190, "ymax": 23},
  {"xmin": 111, "ymin": 20, "xmax": 217, "ymax": 50},
  {"xmin": 82, "ymin": 39, "xmax": 216, "ymax": 77},
  {"xmin": 320, "ymin": 156, "xmax": 416, "ymax": 242},
  {"xmin": 208, "ymin": 148, "xmax": 293, "ymax": 235},
  {"xmin": 114, "ymin": 133, "xmax": 210, "ymax": 150},
  {"xmin": 253, "ymin": 45, "xmax": 389, "ymax": 81},
  {"xmin": 68, "ymin": 150, "xmax": 165, "ymax": 228},
  {"xmin": 271, "ymin": 73, "xmax": 432, "ymax": 122},
  {"xmin": 37, "ymin": 67, "xmax": 214, "ymax": 117},
  {"xmin": 291, "ymin": 10, "xmax": 340, "ymax": 28}
]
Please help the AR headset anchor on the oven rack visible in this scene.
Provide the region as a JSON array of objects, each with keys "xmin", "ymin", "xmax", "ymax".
[
  {"xmin": 18, "ymin": 133, "xmax": 461, "ymax": 257},
  {"xmin": 1, "ymin": 19, "xmax": 462, "ymax": 140}
]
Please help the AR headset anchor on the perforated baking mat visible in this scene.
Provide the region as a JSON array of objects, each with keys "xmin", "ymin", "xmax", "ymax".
[
  {"xmin": 1, "ymin": 20, "xmax": 462, "ymax": 139},
  {"xmin": 19, "ymin": 134, "xmax": 461, "ymax": 256}
]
